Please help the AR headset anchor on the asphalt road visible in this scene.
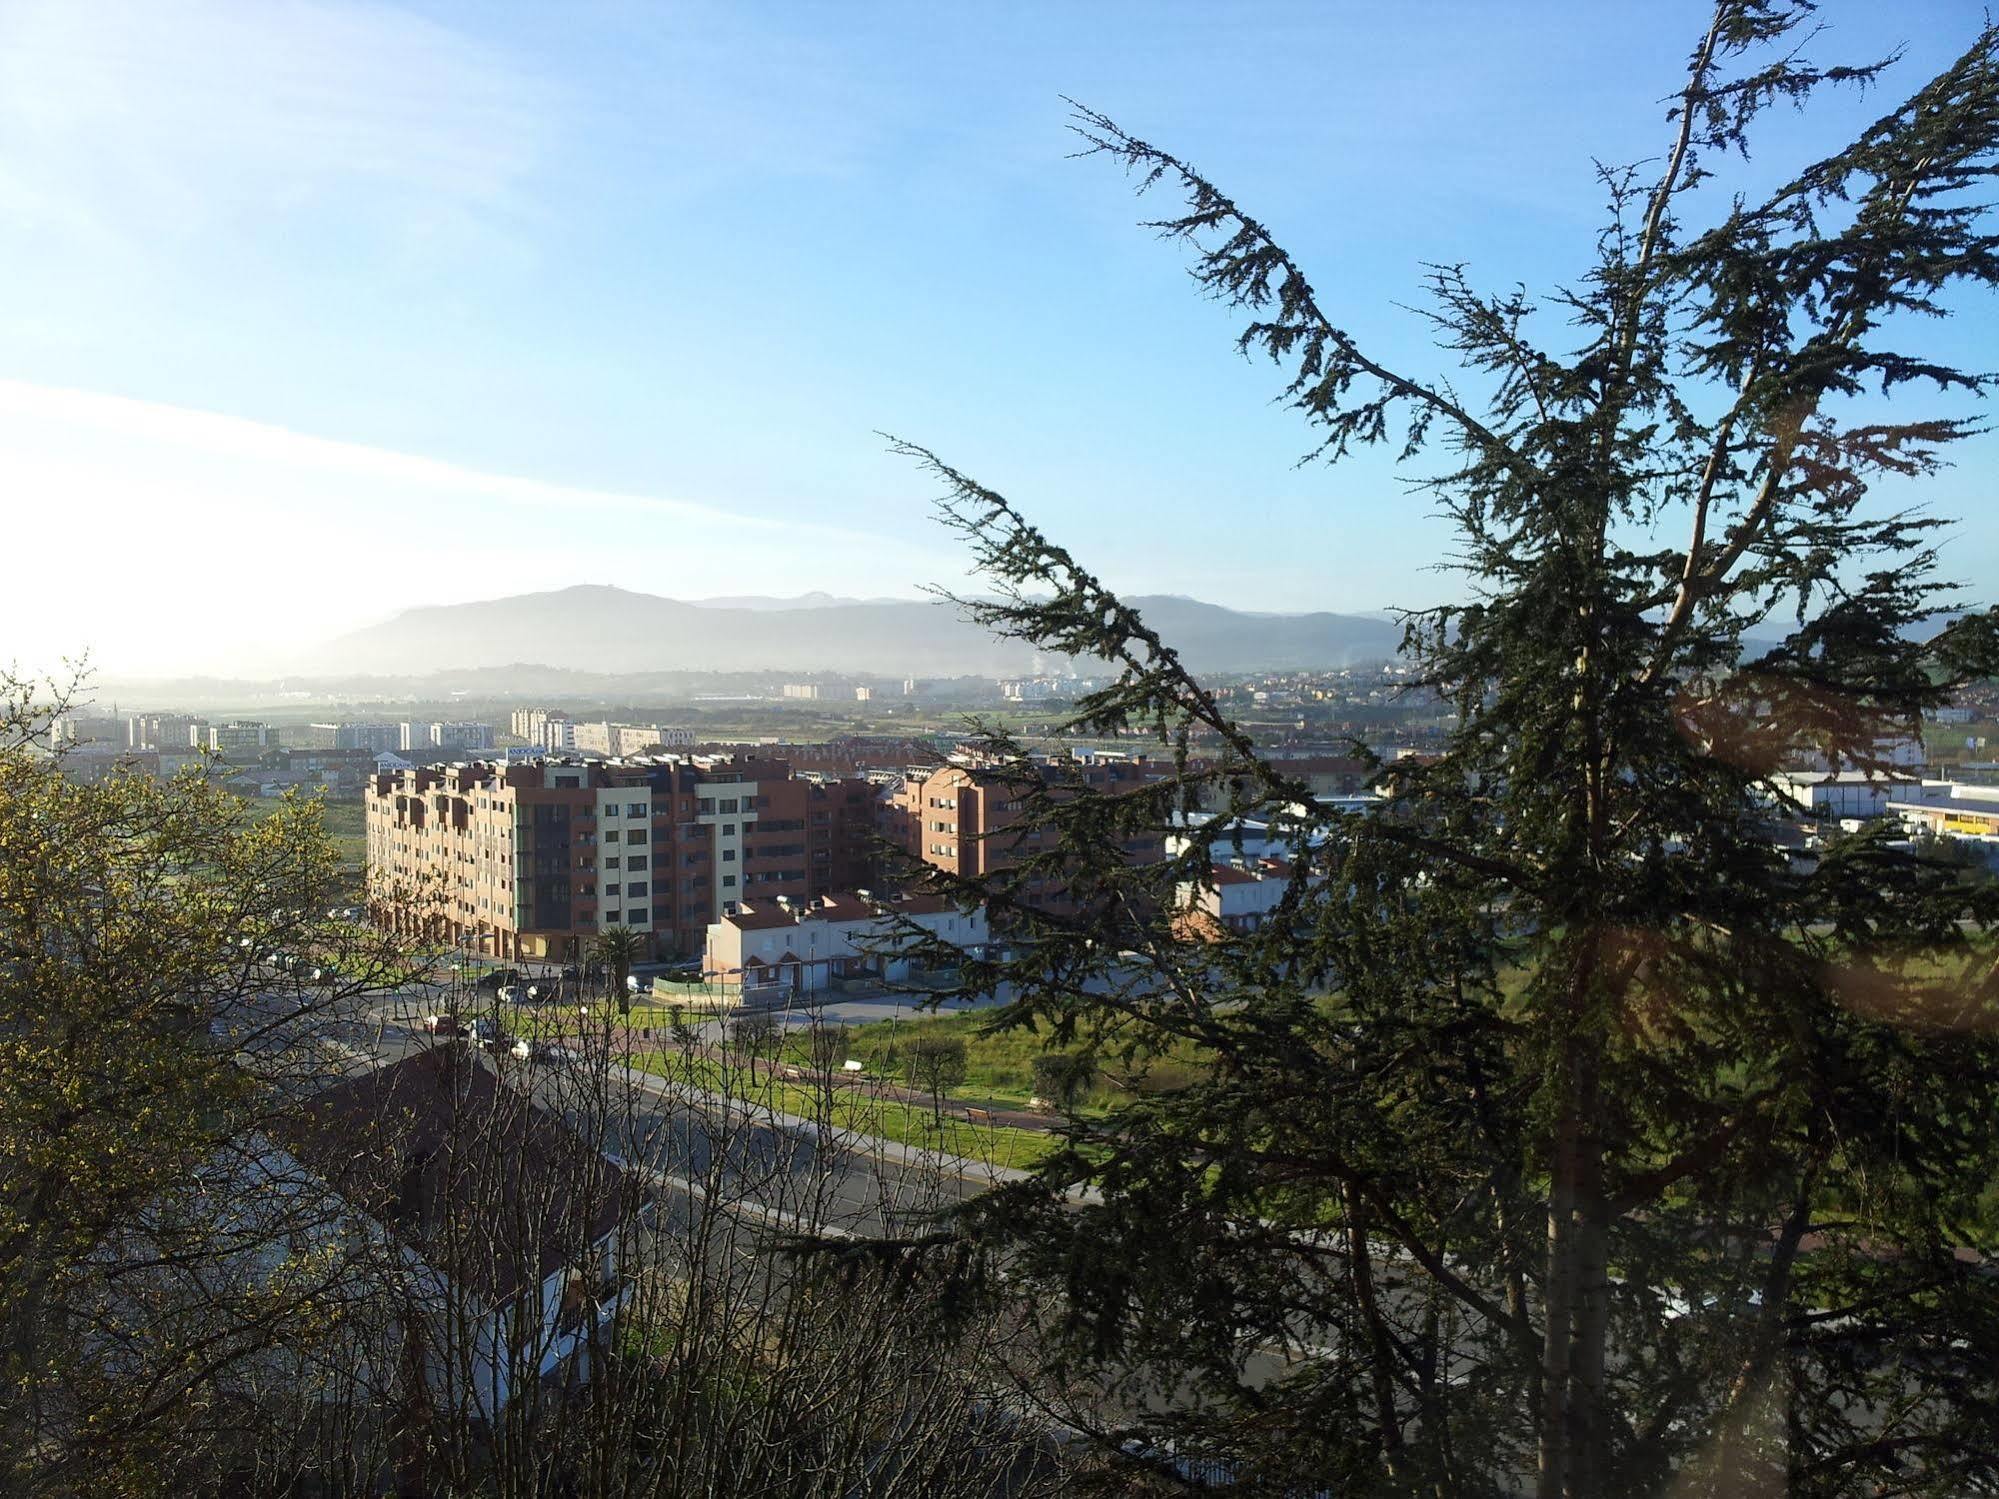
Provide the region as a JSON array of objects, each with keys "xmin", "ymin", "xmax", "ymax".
[{"xmin": 237, "ymin": 980, "xmax": 1010, "ymax": 1246}]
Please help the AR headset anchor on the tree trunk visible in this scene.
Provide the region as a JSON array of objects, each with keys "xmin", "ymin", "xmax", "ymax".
[
  {"xmin": 1569, "ymin": 1135, "xmax": 1610, "ymax": 1497},
  {"xmin": 1345, "ymin": 1181, "xmax": 1404, "ymax": 1474},
  {"xmin": 1537, "ymin": 1110, "xmax": 1578, "ymax": 1499}
]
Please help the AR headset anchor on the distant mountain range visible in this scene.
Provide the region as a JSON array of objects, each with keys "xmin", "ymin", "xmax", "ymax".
[{"xmin": 301, "ymin": 585, "xmax": 1403, "ymax": 677}]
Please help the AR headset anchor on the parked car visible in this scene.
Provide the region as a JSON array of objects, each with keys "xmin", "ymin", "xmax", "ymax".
[
  {"xmin": 497, "ymin": 984, "xmax": 522, "ymax": 1003},
  {"xmin": 423, "ymin": 1014, "xmax": 461, "ymax": 1037},
  {"xmin": 466, "ymin": 1016, "xmax": 500, "ymax": 1049},
  {"xmin": 526, "ymin": 983, "xmax": 550, "ymax": 1002},
  {"xmin": 475, "ymin": 967, "xmax": 522, "ymax": 993}
]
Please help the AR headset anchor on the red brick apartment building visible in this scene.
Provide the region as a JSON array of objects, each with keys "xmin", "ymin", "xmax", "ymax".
[
  {"xmin": 365, "ymin": 756, "xmax": 878, "ymax": 961},
  {"xmin": 887, "ymin": 752, "xmax": 1167, "ymax": 909}
]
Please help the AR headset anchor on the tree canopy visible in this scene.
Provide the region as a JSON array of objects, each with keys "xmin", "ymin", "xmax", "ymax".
[{"xmin": 884, "ymin": 5, "xmax": 1999, "ymax": 1494}]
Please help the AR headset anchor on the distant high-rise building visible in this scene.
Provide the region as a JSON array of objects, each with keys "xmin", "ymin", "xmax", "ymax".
[
  {"xmin": 51, "ymin": 712, "xmax": 124, "ymax": 749},
  {"xmin": 334, "ymin": 722, "xmax": 400, "ymax": 754},
  {"xmin": 286, "ymin": 724, "xmax": 342, "ymax": 750},
  {"xmin": 428, "ymin": 721, "xmax": 494, "ymax": 752},
  {"xmin": 572, "ymin": 721, "xmax": 693, "ymax": 756},
  {"xmin": 206, "ymin": 722, "xmax": 273, "ymax": 756},
  {"xmin": 510, "ymin": 707, "xmax": 575, "ymax": 746},
  {"xmin": 126, "ymin": 713, "xmax": 206, "ymax": 750}
]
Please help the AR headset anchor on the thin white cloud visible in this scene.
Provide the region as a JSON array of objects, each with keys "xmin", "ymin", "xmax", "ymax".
[
  {"xmin": 0, "ymin": 380, "xmax": 909, "ymax": 546},
  {"xmin": 0, "ymin": 0, "xmax": 549, "ymax": 252}
]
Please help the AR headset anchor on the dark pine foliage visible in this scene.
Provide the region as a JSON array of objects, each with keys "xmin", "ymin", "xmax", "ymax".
[{"xmin": 877, "ymin": 5, "xmax": 1999, "ymax": 1495}]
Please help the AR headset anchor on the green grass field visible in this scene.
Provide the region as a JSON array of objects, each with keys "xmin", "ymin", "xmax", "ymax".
[
  {"xmin": 823, "ymin": 1007, "xmax": 1207, "ymax": 1116},
  {"xmin": 320, "ymin": 799, "xmax": 367, "ymax": 868},
  {"xmin": 626, "ymin": 1048, "xmax": 1056, "ymax": 1170}
]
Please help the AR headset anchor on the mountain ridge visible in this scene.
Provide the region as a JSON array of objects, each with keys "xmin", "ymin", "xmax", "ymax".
[{"xmin": 301, "ymin": 584, "xmax": 1403, "ymax": 676}]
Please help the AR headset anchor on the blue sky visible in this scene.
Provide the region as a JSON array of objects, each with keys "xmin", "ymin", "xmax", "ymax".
[{"xmin": 0, "ymin": 0, "xmax": 1993, "ymax": 674}]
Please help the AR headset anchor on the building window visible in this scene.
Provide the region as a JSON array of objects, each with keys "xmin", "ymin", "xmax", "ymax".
[
  {"xmin": 722, "ymin": 824, "xmax": 736, "ymax": 837},
  {"xmin": 626, "ymin": 802, "xmax": 647, "ymax": 818},
  {"xmin": 627, "ymin": 881, "xmax": 647, "ymax": 898},
  {"xmin": 627, "ymin": 829, "xmax": 645, "ymax": 844},
  {"xmin": 601, "ymin": 804, "xmax": 619, "ymax": 817},
  {"xmin": 604, "ymin": 910, "xmax": 621, "ymax": 924},
  {"xmin": 721, "ymin": 874, "xmax": 736, "ymax": 888},
  {"xmin": 627, "ymin": 855, "xmax": 647, "ymax": 871},
  {"xmin": 721, "ymin": 849, "xmax": 735, "ymax": 862}
]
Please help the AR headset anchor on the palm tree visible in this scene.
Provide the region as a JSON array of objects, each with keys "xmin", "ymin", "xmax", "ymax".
[{"xmin": 591, "ymin": 925, "xmax": 647, "ymax": 1016}]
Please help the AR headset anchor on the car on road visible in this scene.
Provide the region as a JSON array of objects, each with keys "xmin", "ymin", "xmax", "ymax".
[
  {"xmin": 497, "ymin": 984, "xmax": 522, "ymax": 1003},
  {"xmin": 422, "ymin": 1014, "xmax": 461, "ymax": 1037},
  {"xmin": 526, "ymin": 983, "xmax": 550, "ymax": 1002},
  {"xmin": 466, "ymin": 1016, "xmax": 500, "ymax": 1050}
]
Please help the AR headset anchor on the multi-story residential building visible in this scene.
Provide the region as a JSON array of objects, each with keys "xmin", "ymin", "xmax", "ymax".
[
  {"xmin": 509, "ymin": 708, "xmax": 566, "ymax": 741},
  {"xmin": 60, "ymin": 745, "xmax": 160, "ymax": 786},
  {"xmin": 51, "ymin": 713, "xmax": 125, "ymax": 748},
  {"xmin": 429, "ymin": 721, "xmax": 495, "ymax": 752},
  {"xmin": 364, "ymin": 756, "xmax": 880, "ymax": 961},
  {"xmin": 886, "ymin": 751, "xmax": 1166, "ymax": 910},
  {"xmin": 998, "ymin": 678, "xmax": 1065, "ymax": 702},
  {"xmin": 126, "ymin": 713, "xmax": 206, "ymax": 750},
  {"xmin": 571, "ymin": 722, "xmax": 696, "ymax": 757},
  {"xmin": 285, "ymin": 724, "xmax": 341, "ymax": 751},
  {"xmin": 781, "ymin": 684, "xmax": 823, "ymax": 700},
  {"xmin": 511, "ymin": 709, "xmax": 576, "ymax": 752},
  {"xmin": 533, "ymin": 718, "xmax": 578, "ymax": 752},
  {"xmin": 335, "ymin": 722, "xmax": 401, "ymax": 754},
  {"xmin": 206, "ymin": 721, "xmax": 274, "ymax": 756}
]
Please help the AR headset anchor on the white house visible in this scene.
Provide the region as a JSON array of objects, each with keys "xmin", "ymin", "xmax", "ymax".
[
  {"xmin": 1174, "ymin": 858, "xmax": 1309, "ymax": 939},
  {"xmin": 703, "ymin": 891, "xmax": 989, "ymax": 996}
]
